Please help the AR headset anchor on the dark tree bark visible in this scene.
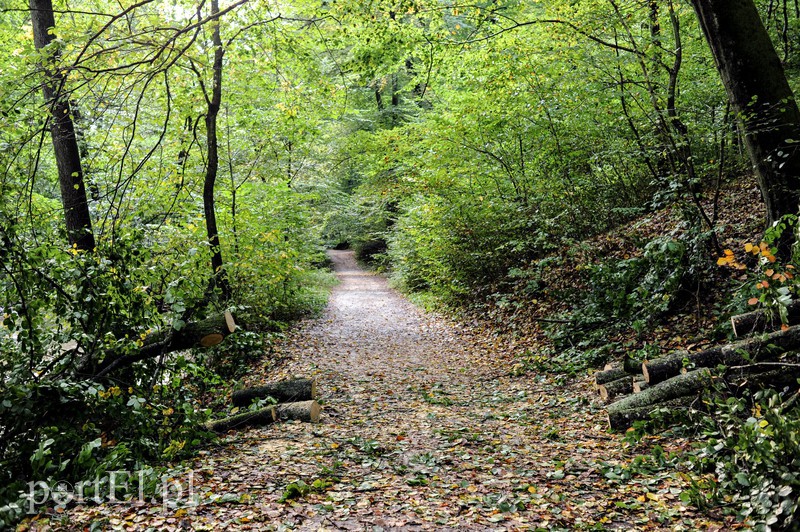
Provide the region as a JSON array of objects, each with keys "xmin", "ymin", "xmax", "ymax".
[
  {"xmin": 203, "ymin": 0, "xmax": 231, "ymax": 300},
  {"xmin": 29, "ymin": 0, "xmax": 95, "ymax": 251},
  {"xmin": 690, "ymin": 0, "xmax": 800, "ymax": 256}
]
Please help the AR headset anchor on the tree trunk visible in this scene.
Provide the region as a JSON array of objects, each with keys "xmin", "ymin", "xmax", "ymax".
[
  {"xmin": 690, "ymin": 0, "xmax": 800, "ymax": 256},
  {"xmin": 29, "ymin": 0, "xmax": 95, "ymax": 251},
  {"xmin": 232, "ymin": 378, "xmax": 317, "ymax": 407},
  {"xmin": 643, "ymin": 325, "xmax": 800, "ymax": 384},
  {"xmin": 203, "ymin": 0, "xmax": 231, "ymax": 300}
]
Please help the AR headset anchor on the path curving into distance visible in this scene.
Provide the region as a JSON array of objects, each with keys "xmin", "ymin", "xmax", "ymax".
[{"xmin": 62, "ymin": 250, "xmax": 727, "ymax": 530}]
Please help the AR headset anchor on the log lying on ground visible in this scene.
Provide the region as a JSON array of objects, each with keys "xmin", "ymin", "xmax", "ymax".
[
  {"xmin": 595, "ymin": 367, "xmax": 628, "ymax": 386},
  {"xmin": 599, "ymin": 377, "xmax": 632, "ymax": 403},
  {"xmin": 90, "ymin": 311, "xmax": 238, "ymax": 379},
  {"xmin": 232, "ymin": 378, "xmax": 317, "ymax": 407},
  {"xmin": 608, "ymin": 368, "xmax": 712, "ymax": 412},
  {"xmin": 275, "ymin": 400, "xmax": 321, "ymax": 423},
  {"xmin": 633, "ymin": 379, "xmax": 649, "ymax": 393},
  {"xmin": 207, "ymin": 400, "xmax": 321, "ymax": 432},
  {"xmin": 207, "ymin": 405, "xmax": 276, "ymax": 433},
  {"xmin": 605, "ymin": 370, "xmax": 711, "ymax": 431},
  {"xmin": 595, "ymin": 356, "xmax": 644, "ymax": 388},
  {"xmin": 607, "ymin": 397, "xmax": 696, "ymax": 431},
  {"xmin": 642, "ymin": 326, "xmax": 800, "ymax": 385},
  {"xmin": 731, "ymin": 300, "xmax": 800, "ymax": 337}
]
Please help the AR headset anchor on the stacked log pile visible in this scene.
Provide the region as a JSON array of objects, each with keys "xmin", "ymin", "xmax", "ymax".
[
  {"xmin": 598, "ymin": 306, "xmax": 800, "ymax": 431},
  {"xmin": 208, "ymin": 377, "xmax": 321, "ymax": 433}
]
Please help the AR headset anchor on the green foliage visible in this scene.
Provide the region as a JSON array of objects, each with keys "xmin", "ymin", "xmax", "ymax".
[
  {"xmin": 580, "ymin": 237, "xmax": 686, "ymax": 324},
  {"xmin": 720, "ymin": 215, "xmax": 800, "ymax": 327},
  {"xmin": 688, "ymin": 390, "xmax": 800, "ymax": 529},
  {"xmin": 543, "ymin": 236, "xmax": 690, "ymax": 361}
]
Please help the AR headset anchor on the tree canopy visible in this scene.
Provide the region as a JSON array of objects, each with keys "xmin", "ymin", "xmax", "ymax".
[{"xmin": 3, "ymin": 0, "xmax": 800, "ymax": 528}]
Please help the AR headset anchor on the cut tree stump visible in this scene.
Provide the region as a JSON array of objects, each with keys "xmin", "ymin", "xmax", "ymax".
[
  {"xmin": 731, "ymin": 300, "xmax": 800, "ymax": 337},
  {"xmin": 232, "ymin": 378, "xmax": 317, "ymax": 407},
  {"xmin": 607, "ymin": 397, "xmax": 696, "ymax": 431},
  {"xmin": 598, "ymin": 377, "xmax": 633, "ymax": 403},
  {"xmin": 207, "ymin": 406, "xmax": 276, "ymax": 433},
  {"xmin": 641, "ymin": 327, "xmax": 800, "ymax": 385},
  {"xmin": 276, "ymin": 400, "xmax": 321, "ymax": 423}
]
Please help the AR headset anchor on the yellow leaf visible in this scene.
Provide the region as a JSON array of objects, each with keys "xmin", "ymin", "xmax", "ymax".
[{"xmin": 748, "ymin": 297, "xmax": 759, "ymax": 305}]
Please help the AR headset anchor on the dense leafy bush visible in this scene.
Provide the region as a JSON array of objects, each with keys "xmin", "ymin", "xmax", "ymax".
[{"xmin": 686, "ymin": 390, "xmax": 800, "ymax": 530}]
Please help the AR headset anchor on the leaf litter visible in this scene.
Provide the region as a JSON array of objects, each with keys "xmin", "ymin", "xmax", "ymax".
[{"xmin": 45, "ymin": 250, "xmax": 736, "ymax": 531}]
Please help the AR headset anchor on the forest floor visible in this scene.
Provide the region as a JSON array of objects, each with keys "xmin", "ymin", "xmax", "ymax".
[{"xmin": 48, "ymin": 250, "xmax": 742, "ymax": 531}]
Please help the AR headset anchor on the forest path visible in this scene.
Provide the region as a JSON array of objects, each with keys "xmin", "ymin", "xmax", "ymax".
[{"xmin": 68, "ymin": 251, "xmax": 724, "ymax": 530}]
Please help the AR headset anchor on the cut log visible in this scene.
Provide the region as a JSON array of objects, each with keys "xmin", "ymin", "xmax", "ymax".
[
  {"xmin": 642, "ymin": 327, "xmax": 800, "ymax": 385},
  {"xmin": 607, "ymin": 397, "xmax": 696, "ymax": 432},
  {"xmin": 598, "ymin": 377, "xmax": 633, "ymax": 403},
  {"xmin": 232, "ymin": 378, "xmax": 317, "ymax": 407},
  {"xmin": 206, "ymin": 406, "xmax": 276, "ymax": 433},
  {"xmin": 607, "ymin": 369, "xmax": 713, "ymax": 413},
  {"xmin": 275, "ymin": 400, "xmax": 321, "ymax": 423},
  {"xmin": 595, "ymin": 367, "xmax": 628, "ymax": 386},
  {"xmin": 731, "ymin": 300, "xmax": 800, "ymax": 337},
  {"xmin": 596, "ymin": 358, "xmax": 643, "ymax": 388},
  {"xmin": 633, "ymin": 379, "xmax": 649, "ymax": 393}
]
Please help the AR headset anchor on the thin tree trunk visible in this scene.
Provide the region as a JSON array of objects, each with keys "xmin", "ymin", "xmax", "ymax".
[
  {"xmin": 690, "ymin": 0, "xmax": 800, "ymax": 257},
  {"xmin": 204, "ymin": 0, "xmax": 231, "ymax": 300},
  {"xmin": 29, "ymin": 0, "xmax": 95, "ymax": 251}
]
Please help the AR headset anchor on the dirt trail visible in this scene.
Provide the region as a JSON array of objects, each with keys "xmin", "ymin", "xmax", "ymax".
[{"xmin": 65, "ymin": 251, "xmax": 726, "ymax": 530}]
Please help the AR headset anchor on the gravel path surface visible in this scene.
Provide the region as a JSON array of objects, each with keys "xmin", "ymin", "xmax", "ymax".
[{"xmin": 59, "ymin": 250, "xmax": 728, "ymax": 530}]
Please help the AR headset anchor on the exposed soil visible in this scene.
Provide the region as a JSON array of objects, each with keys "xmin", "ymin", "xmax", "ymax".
[{"xmin": 55, "ymin": 251, "xmax": 734, "ymax": 531}]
